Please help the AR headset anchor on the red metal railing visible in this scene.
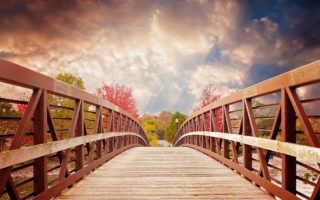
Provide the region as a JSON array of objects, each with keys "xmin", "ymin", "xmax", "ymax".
[
  {"xmin": 174, "ymin": 60, "xmax": 320, "ymax": 200},
  {"xmin": 0, "ymin": 59, "xmax": 148, "ymax": 199}
]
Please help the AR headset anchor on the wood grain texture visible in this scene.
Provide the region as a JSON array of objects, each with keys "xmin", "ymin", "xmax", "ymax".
[{"xmin": 58, "ymin": 147, "xmax": 272, "ymax": 200}]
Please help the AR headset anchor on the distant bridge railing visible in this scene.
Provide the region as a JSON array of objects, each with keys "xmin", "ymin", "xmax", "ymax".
[
  {"xmin": 174, "ymin": 60, "xmax": 320, "ymax": 200},
  {"xmin": 0, "ymin": 59, "xmax": 148, "ymax": 199}
]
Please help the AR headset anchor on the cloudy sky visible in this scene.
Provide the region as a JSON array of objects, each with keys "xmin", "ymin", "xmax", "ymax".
[{"xmin": 0, "ymin": 0, "xmax": 319, "ymax": 115}]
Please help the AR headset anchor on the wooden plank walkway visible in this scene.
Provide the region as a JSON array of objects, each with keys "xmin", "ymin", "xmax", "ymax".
[{"xmin": 58, "ymin": 147, "xmax": 273, "ymax": 199}]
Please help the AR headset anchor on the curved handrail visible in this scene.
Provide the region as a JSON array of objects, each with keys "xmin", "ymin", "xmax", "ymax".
[
  {"xmin": 0, "ymin": 59, "xmax": 143, "ymax": 130},
  {"xmin": 174, "ymin": 60, "xmax": 320, "ymax": 143},
  {"xmin": 174, "ymin": 60, "xmax": 320, "ymax": 200},
  {"xmin": 0, "ymin": 59, "xmax": 148, "ymax": 199},
  {"xmin": 175, "ymin": 131, "xmax": 320, "ymax": 163},
  {"xmin": 0, "ymin": 132, "xmax": 148, "ymax": 170}
]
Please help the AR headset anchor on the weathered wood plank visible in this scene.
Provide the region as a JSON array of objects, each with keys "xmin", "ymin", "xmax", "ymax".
[{"xmin": 58, "ymin": 147, "xmax": 272, "ymax": 199}]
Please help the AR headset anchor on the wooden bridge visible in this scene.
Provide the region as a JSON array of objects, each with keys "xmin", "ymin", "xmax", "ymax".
[{"xmin": 0, "ymin": 59, "xmax": 319, "ymax": 200}]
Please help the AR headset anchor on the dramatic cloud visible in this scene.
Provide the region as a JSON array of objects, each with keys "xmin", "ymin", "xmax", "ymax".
[{"xmin": 0, "ymin": 0, "xmax": 319, "ymax": 115}]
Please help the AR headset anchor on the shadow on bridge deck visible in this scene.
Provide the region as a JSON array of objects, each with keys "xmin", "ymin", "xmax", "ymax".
[{"xmin": 58, "ymin": 147, "xmax": 272, "ymax": 200}]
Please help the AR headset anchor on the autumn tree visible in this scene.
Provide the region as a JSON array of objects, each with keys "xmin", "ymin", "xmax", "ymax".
[
  {"xmin": 140, "ymin": 111, "xmax": 173, "ymax": 146},
  {"xmin": 193, "ymin": 83, "xmax": 220, "ymax": 112},
  {"xmin": 157, "ymin": 111, "xmax": 172, "ymax": 139},
  {"xmin": 192, "ymin": 83, "xmax": 222, "ymax": 131},
  {"xmin": 96, "ymin": 83, "xmax": 139, "ymax": 118},
  {"xmin": 165, "ymin": 112, "xmax": 186, "ymax": 143},
  {"xmin": 141, "ymin": 114, "xmax": 159, "ymax": 147},
  {"xmin": 0, "ymin": 102, "xmax": 20, "ymax": 150}
]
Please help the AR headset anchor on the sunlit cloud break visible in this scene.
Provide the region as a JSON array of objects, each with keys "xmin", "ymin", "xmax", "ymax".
[{"xmin": 0, "ymin": 0, "xmax": 319, "ymax": 114}]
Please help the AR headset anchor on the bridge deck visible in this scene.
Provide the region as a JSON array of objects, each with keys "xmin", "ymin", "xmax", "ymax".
[{"xmin": 58, "ymin": 147, "xmax": 272, "ymax": 199}]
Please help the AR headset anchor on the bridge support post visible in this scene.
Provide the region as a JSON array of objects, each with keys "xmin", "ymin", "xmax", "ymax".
[
  {"xmin": 281, "ymin": 88, "xmax": 296, "ymax": 194},
  {"xmin": 222, "ymin": 107, "xmax": 230, "ymax": 159},
  {"xmin": 75, "ymin": 100, "xmax": 84, "ymax": 171},
  {"xmin": 243, "ymin": 100, "xmax": 252, "ymax": 170},
  {"xmin": 33, "ymin": 90, "xmax": 48, "ymax": 195},
  {"xmin": 210, "ymin": 137, "xmax": 215, "ymax": 152},
  {"xmin": 107, "ymin": 138, "xmax": 113, "ymax": 153},
  {"xmin": 95, "ymin": 106, "xmax": 103, "ymax": 159}
]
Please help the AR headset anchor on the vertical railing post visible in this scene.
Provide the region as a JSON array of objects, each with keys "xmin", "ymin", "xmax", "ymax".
[
  {"xmin": 209, "ymin": 109, "xmax": 216, "ymax": 152},
  {"xmin": 222, "ymin": 106, "xmax": 230, "ymax": 159},
  {"xmin": 281, "ymin": 88, "xmax": 296, "ymax": 194},
  {"xmin": 122, "ymin": 136, "xmax": 125, "ymax": 148},
  {"xmin": 109, "ymin": 138, "xmax": 114, "ymax": 153},
  {"xmin": 107, "ymin": 110, "xmax": 113, "ymax": 153},
  {"xmin": 33, "ymin": 89, "xmax": 48, "ymax": 195},
  {"xmin": 95, "ymin": 106, "xmax": 103, "ymax": 159},
  {"xmin": 75, "ymin": 100, "xmax": 84, "ymax": 170},
  {"xmin": 243, "ymin": 99, "xmax": 252, "ymax": 170},
  {"xmin": 119, "ymin": 114, "xmax": 122, "ymax": 131},
  {"xmin": 124, "ymin": 116, "xmax": 128, "ymax": 132}
]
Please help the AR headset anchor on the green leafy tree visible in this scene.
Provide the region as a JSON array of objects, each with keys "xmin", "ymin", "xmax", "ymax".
[
  {"xmin": 55, "ymin": 73, "xmax": 85, "ymax": 90},
  {"xmin": 0, "ymin": 102, "xmax": 19, "ymax": 117},
  {"xmin": 165, "ymin": 112, "xmax": 186, "ymax": 143},
  {"xmin": 49, "ymin": 73, "xmax": 89, "ymax": 139},
  {"xmin": 49, "ymin": 73, "xmax": 85, "ymax": 108}
]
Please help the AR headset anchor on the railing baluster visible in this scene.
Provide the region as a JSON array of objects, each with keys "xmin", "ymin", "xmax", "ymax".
[
  {"xmin": 281, "ymin": 88, "xmax": 296, "ymax": 194},
  {"xmin": 75, "ymin": 100, "xmax": 84, "ymax": 171},
  {"xmin": 33, "ymin": 89, "xmax": 48, "ymax": 195},
  {"xmin": 222, "ymin": 106, "xmax": 230, "ymax": 159},
  {"xmin": 242, "ymin": 99, "xmax": 252, "ymax": 171},
  {"xmin": 95, "ymin": 106, "xmax": 103, "ymax": 159}
]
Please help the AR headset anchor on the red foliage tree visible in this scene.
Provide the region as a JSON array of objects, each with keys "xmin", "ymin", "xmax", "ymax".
[
  {"xmin": 193, "ymin": 83, "xmax": 222, "ymax": 131},
  {"xmin": 96, "ymin": 82, "xmax": 139, "ymax": 119},
  {"xmin": 17, "ymin": 104, "xmax": 27, "ymax": 114},
  {"xmin": 193, "ymin": 83, "xmax": 221, "ymax": 112},
  {"xmin": 17, "ymin": 97, "xmax": 32, "ymax": 145},
  {"xmin": 16, "ymin": 95, "xmax": 28, "ymax": 114}
]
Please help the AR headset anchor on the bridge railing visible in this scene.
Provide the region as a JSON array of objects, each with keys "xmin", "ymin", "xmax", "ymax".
[
  {"xmin": 174, "ymin": 60, "xmax": 320, "ymax": 200},
  {"xmin": 0, "ymin": 59, "xmax": 148, "ymax": 199}
]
